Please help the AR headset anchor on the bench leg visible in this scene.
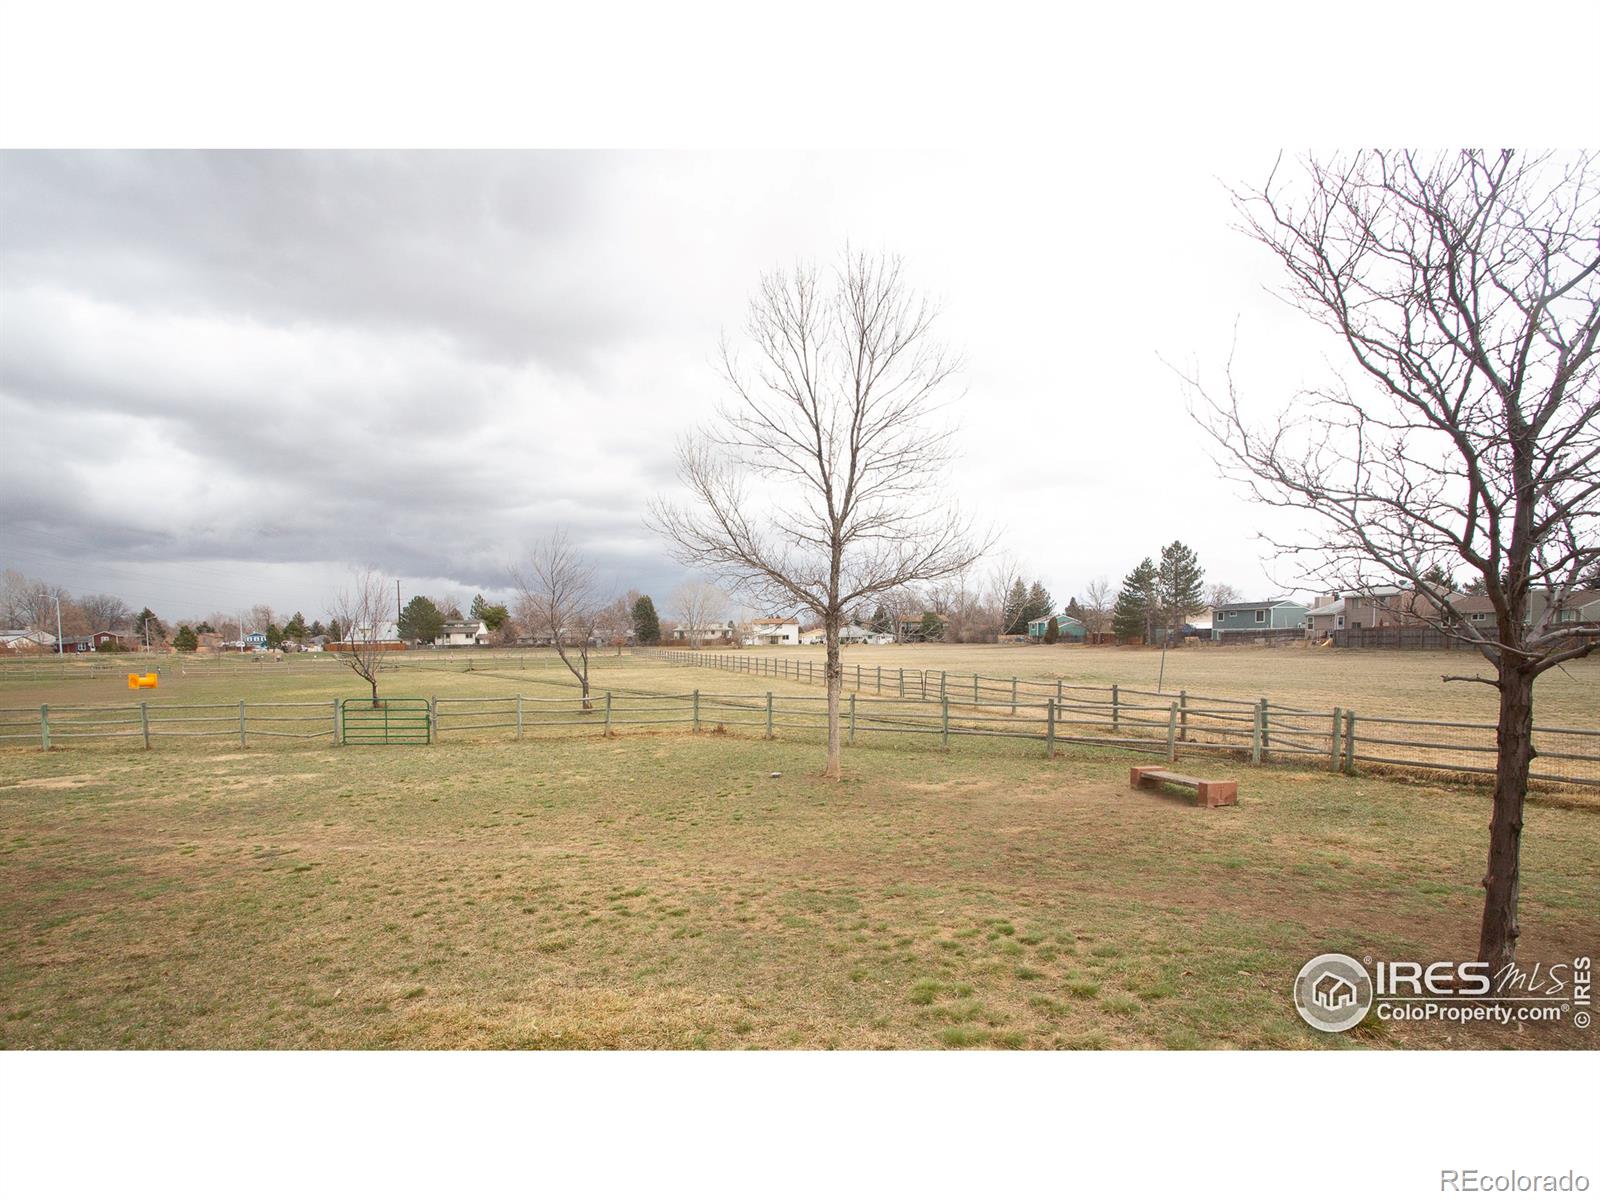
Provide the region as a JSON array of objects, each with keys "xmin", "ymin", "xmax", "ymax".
[
  {"xmin": 1197, "ymin": 781, "xmax": 1237, "ymax": 807},
  {"xmin": 1130, "ymin": 767, "xmax": 1146, "ymax": 789}
]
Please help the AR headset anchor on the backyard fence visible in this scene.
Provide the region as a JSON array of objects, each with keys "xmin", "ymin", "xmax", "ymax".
[
  {"xmin": 647, "ymin": 650, "xmax": 1600, "ymax": 794},
  {"xmin": 0, "ymin": 647, "xmax": 634, "ymax": 682}
]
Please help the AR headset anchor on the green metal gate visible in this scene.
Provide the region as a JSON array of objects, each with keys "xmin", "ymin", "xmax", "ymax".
[{"xmin": 341, "ymin": 697, "xmax": 431, "ymax": 745}]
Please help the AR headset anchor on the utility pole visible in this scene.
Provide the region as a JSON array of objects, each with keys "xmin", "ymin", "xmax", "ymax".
[
  {"xmin": 238, "ymin": 612, "xmax": 245, "ymax": 653},
  {"xmin": 396, "ymin": 580, "xmax": 402, "ymax": 629},
  {"xmin": 55, "ymin": 596, "xmax": 63, "ymax": 655}
]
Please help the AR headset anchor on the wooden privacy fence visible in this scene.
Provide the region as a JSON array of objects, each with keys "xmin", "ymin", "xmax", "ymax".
[
  {"xmin": 0, "ymin": 648, "xmax": 635, "ymax": 683},
  {"xmin": 650, "ymin": 650, "xmax": 1600, "ymax": 794}
]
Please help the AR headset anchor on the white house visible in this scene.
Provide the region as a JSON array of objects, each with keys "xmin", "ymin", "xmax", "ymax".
[
  {"xmin": 0, "ymin": 629, "xmax": 55, "ymax": 653},
  {"xmin": 435, "ymin": 620, "xmax": 489, "ymax": 647},
  {"xmin": 744, "ymin": 617, "xmax": 800, "ymax": 646},
  {"xmin": 672, "ymin": 621, "xmax": 736, "ymax": 645},
  {"xmin": 795, "ymin": 623, "xmax": 888, "ymax": 645}
]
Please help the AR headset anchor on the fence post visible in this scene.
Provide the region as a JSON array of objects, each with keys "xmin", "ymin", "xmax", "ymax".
[
  {"xmin": 1330, "ymin": 707, "xmax": 1341, "ymax": 771},
  {"xmin": 1343, "ymin": 711, "xmax": 1356, "ymax": 774},
  {"xmin": 1166, "ymin": 702, "xmax": 1178, "ymax": 762},
  {"xmin": 605, "ymin": 691, "xmax": 613, "ymax": 736},
  {"xmin": 856, "ymin": 664, "xmax": 861, "ymax": 692},
  {"xmin": 1111, "ymin": 684, "xmax": 1120, "ymax": 731},
  {"xmin": 877, "ymin": 665, "xmax": 882, "ymax": 694},
  {"xmin": 332, "ymin": 698, "xmax": 341, "ymax": 744},
  {"xmin": 898, "ymin": 668, "xmax": 905, "ymax": 698},
  {"xmin": 941, "ymin": 670, "xmax": 948, "ymax": 700},
  {"xmin": 516, "ymin": 694, "xmax": 524, "ymax": 739},
  {"xmin": 239, "ymin": 699, "xmax": 247, "ymax": 749},
  {"xmin": 974, "ymin": 673, "xmax": 979, "ymax": 705},
  {"xmin": 766, "ymin": 691, "xmax": 774, "ymax": 739},
  {"xmin": 1250, "ymin": 701, "xmax": 1263, "ymax": 765},
  {"xmin": 1046, "ymin": 698, "xmax": 1056, "ymax": 758},
  {"xmin": 921, "ymin": 671, "xmax": 927, "ymax": 702},
  {"xmin": 428, "ymin": 696, "xmax": 437, "ymax": 744},
  {"xmin": 1260, "ymin": 698, "xmax": 1270, "ymax": 757},
  {"xmin": 39, "ymin": 703, "xmax": 49, "ymax": 751},
  {"xmin": 141, "ymin": 701, "xmax": 151, "ymax": 750},
  {"xmin": 849, "ymin": 693, "xmax": 856, "ymax": 743},
  {"xmin": 941, "ymin": 694, "xmax": 950, "ymax": 748},
  {"xmin": 1179, "ymin": 690, "xmax": 1188, "ymax": 742},
  {"xmin": 693, "ymin": 689, "xmax": 701, "ymax": 733},
  {"xmin": 1011, "ymin": 676, "xmax": 1018, "ymax": 715}
]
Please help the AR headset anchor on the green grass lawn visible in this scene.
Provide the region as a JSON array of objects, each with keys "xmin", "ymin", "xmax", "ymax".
[{"xmin": 2, "ymin": 666, "xmax": 1596, "ymax": 1048}]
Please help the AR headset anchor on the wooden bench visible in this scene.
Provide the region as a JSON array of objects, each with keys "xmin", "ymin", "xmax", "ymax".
[{"xmin": 1130, "ymin": 766, "xmax": 1238, "ymax": 808}]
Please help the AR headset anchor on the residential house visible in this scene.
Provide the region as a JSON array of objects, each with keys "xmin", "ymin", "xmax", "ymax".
[
  {"xmin": 93, "ymin": 630, "xmax": 140, "ymax": 651},
  {"xmin": 0, "ymin": 629, "xmax": 55, "ymax": 654},
  {"xmin": 894, "ymin": 612, "xmax": 947, "ymax": 643},
  {"xmin": 1211, "ymin": 599, "xmax": 1308, "ymax": 641},
  {"xmin": 1025, "ymin": 612, "xmax": 1087, "ymax": 642},
  {"xmin": 1448, "ymin": 589, "xmax": 1600, "ymax": 635},
  {"xmin": 744, "ymin": 617, "xmax": 800, "ymax": 646},
  {"xmin": 798, "ymin": 623, "xmax": 886, "ymax": 645},
  {"xmin": 671, "ymin": 621, "xmax": 736, "ymax": 645},
  {"xmin": 435, "ymin": 620, "xmax": 489, "ymax": 648}
]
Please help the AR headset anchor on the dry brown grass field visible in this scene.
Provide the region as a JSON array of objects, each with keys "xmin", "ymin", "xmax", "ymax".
[
  {"xmin": 1, "ymin": 650, "xmax": 1597, "ymax": 1050},
  {"xmin": 684, "ymin": 641, "xmax": 1600, "ymax": 729}
]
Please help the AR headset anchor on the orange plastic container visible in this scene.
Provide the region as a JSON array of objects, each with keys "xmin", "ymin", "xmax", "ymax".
[{"xmin": 127, "ymin": 673, "xmax": 158, "ymax": 689}]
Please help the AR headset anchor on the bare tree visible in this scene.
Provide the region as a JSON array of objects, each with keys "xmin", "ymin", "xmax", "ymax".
[
  {"xmin": 1, "ymin": 570, "xmax": 67, "ymax": 631},
  {"xmin": 329, "ymin": 569, "xmax": 392, "ymax": 707},
  {"xmin": 1205, "ymin": 583, "xmax": 1241, "ymax": 611},
  {"xmin": 78, "ymin": 593, "xmax": 131, "ymax": 632},
  {"xmin": 670, "ymin": 578, "xmax": 727, "ymax": 648},
  {"xmin": 513, "ymin": 532, "xmax": 605, "ymax": 710},
  {"xmin": 1081, "ymin": 576, "xmax": 1114, "ymax": 643},
  {"xmin": 652, "ymin": 249, "xmax": 986, "ymax": 778},
  {"xmin": 1183, "ymin": 150, "xmax": 1600, "ymax": 974},
  {"xmin": 249, "ymin": 604, "xmax": 276, "ymax": 636}
]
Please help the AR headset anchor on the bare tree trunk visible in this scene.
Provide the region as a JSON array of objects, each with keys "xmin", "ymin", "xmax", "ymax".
[
  {"xmin": 369, "ymin": 674, "xmax": 378, "ymax": 708},
  {"xmin": 824, "ymin": 611, "xmax": 842, "ymax": 781},
  {"xmin": 1480, "ymin": 661, "xmax": 1534, "ymax": 975}
]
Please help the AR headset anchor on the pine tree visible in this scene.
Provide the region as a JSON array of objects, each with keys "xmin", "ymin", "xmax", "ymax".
[
  {"xmin": 173, "ymin": 624, "xmax": 198, "ymax": 652},
  {"xmin": 1112, "ymin": 559, "xmax": 1158, "ymax": 642},
  {"xmin": 1155, "ymin": 541, "xmax": 1205, "ymax": 645},
  {"xmin": 1024, "ymin": 580, "xmax": 1053, "ymax": 627},
  {"xmin": 471, "ymin": 596, "xmax": 510, "ymax": 630},
  {"xmin": 870, "ymin": 603, "xmax": 891, "ymax": 634},
  {"xmin": 326, "ymin": 618, "xmax": 343, "ymax": 643},
  {"xmin": 283, "ymin": 611, "xmax": 308, "ymax": 640},
  {"xmin": 1065, "ymin": 596, "xmax": 1085, "ymax": 622},
  {"xmin": 398, "ymin": 595, "xmax": 446, "ymax": 644},
  {"xmin": 309, "ymin": 620, "xmax": 325, "ymax": 637},
  {"xmin": 133, "ymin": 607, "xmax": 165, "ymax": 642},
  {"xmin": 1003, "ymin": 579, "xmax": 1029, "ymax": 635},
  {"xmin": 1044, "ymin": 616, "xmax": 1059, "ymax": 644},
  {"xmin": 631, "ymin": 595, "xmax": 662, "ymax": 645},
  {"xmin": 265, "ymin": 623, "xmax": 285, "ymax": 649}
]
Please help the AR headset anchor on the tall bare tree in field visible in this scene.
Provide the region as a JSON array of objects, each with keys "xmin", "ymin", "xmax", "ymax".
[
  {"xmin": 652, "ymin": 248, "xmax": 987, "ymax": 780},
  {"xmin": 670, "ymin": 578, "xmax": 727, "ymax": 648},
  {"xmin": 1082, "ymin": 576, "xmax": 1114, "ymax": 643},
  {"xmin": 513, "ymin": 532, "xmax": 604, "ymax": 710},
  {"xmin": 1183, "ymin": 150, "xmax": 1600, "ymax": 975},
  {"xmin": 330, "ymin": 569, "xmax": 392, "ymax": 707}
]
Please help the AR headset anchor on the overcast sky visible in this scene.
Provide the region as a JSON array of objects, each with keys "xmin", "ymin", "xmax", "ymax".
[{"xmin": 1, "ymin": 148, "xmax": 1340, "ymax": 621}]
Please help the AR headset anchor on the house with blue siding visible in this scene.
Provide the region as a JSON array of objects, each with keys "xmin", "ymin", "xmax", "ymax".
[
  {"xmin": 1027, "ymin": 613, "xmax": 1087, "ymax": 642},
  {"xmin": 1211, "ymin": 599, "xmax": 1307, "ymax": 640}
]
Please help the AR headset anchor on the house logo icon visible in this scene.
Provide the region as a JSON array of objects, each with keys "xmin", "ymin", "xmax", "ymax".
[{"xmin": 1293, "ymin": 953, "xmax": 1374, "ymax": 1032}]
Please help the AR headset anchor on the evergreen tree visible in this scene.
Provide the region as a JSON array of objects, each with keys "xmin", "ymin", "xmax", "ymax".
[
  {"xmin": 469, "ymin": 594, "xmax": 510, "ymax": 631},
  {"xmin": 918, "ymin": 612, "xmax": 945, "ymax": 642},
  {"xmin": 326, "ymin": 618, "xmax": 343, "ymax": 643},
  {"xmin": 1044, "ymin": 616, "xmax": 1059, "ymax": 644},
  {"xmin": 196, "ymin": 620, "xmax": 214, "ymax": 634},
  {"xmin": 1112, "ymin": 558, "xmax": 1158, "ymax": 642},
  {"xmin": 133, "ymin": 607, "xmax": 166, "ymax": 642},
  {"xmin": 631, "ymin": 595, "xmax": 662, "ymax": 645},
  {"xmin": 265, "ymin": 623, "xmax": 285, "ymax": 649},
  {"xmin": 870, "ymin": 603, "xmax": 892, "ymax": 634},
  {"xmin": 1155, "ymin": 540, "xmax": 1205, "ymax": 645},
  {"xmin": 1065, "ymin": 596, "xmax": 1085, "ymax": 622},
  {"xmin": 309, "ymin": 620, "xmax": 325, "ymax": 637},
  {"xmin": 1023, "ymin": 580, "xmax": 1053, "ymax": 627},
  {"xmin": 1002, "ymin": 579, "xmax": 1029, "ymax": 635},
  {"xmin": 398, "ymin": 595, "xmax": 446, "ymax": 644},
  {"xmin": 283, "ymin": 611, "xmax": 308, "ymax": 640},
  {"xmin": 173, "ymin": 624, "xmax": 198, "ymax": 652}
]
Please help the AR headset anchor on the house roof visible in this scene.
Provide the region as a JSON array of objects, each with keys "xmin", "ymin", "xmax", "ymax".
[
  {"xmin": 1306, "ymin": 600, "xmax": 1345, "ymax": 617},
  {"xmin": 751, "ymin": 616, "xmax": 798, "ymax": 625},
  {"xmin": 1217, "ymin": 599, "xmax": 1303, "ymax": 611},
  {"xmin": 439, "ymin": 621, "xmax": 484, "ymax": 634}
]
